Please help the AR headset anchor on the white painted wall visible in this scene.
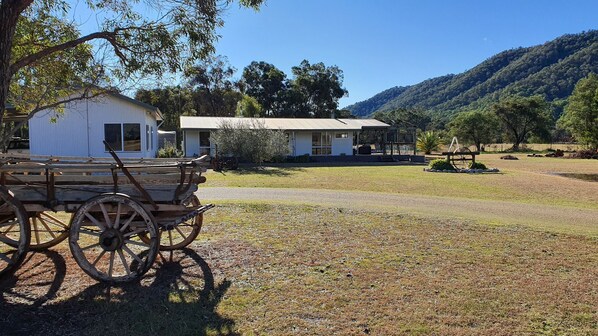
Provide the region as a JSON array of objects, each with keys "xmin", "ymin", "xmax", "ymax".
[
  {"xmin": 29, "ymin": 95, "xmax": 158, "ymax": 158},
  {"xmin": 294, "ymin": 132, "xmax": 312, "ymax": 156},
  {"xmin": 184, "ymin": 130, "xmax": 200, "ymax": 157},
  {"xmin": 332, "ymin": 132, "xmax": 354, "ymax": 155},
  {"xmin": 182, "ymin": 129, "xmax": 354, "ymax": 157}
]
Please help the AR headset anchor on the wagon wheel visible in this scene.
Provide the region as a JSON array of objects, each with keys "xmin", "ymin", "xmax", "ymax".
[
  {"xmin": 26, "ymin": 212, "xmax": 71, "ymax": 250},
  {"xmin": 69, "ymin": 194, "xmax": 159, "ymax": 283},
  {"xmin": 0, "ymin": 187, "xmax": 30, "ymax": 277},
  {"xmin": 451, "ymin": 147, "xmax": 472, "ymax": 170},
  {"xmin": 141, "ymin": 195, "xmax": 203, "ymax": 250}
]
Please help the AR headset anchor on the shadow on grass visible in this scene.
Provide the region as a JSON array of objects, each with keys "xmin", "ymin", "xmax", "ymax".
[
  {"xmin": 0, "ymin": 249, "xmax": 235, "ymax": 336},
  {"xmin": 216, "ymin": 166, "xmax": 305, "ymax": 177}
]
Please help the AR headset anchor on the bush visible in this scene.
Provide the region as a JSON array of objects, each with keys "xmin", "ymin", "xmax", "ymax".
[
  {"xmin": 210, "ymin": 119, "xmax": 289, "ymax": 164},
  {"xmin": 417, "ymin": 131, "xmax": 443, "ymax": 154},
  {"xmin": 157, "ymin": 141, "xmax": 183, "ymax": 158},
  {"xmin": 429, "ymin": 159, "xmax": 455, "ymax": 171},
  {"xmin": 469, "ymin": 162, "xmax": 487, "ymax": 170}
]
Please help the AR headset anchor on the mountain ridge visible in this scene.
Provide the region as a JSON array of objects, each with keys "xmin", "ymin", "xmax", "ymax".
[{"xmin": 345, "ymin": 30, "xmax": 598, "ymax": 118}]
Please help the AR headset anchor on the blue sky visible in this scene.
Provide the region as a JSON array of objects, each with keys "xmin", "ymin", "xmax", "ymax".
[{"xmin": 214, "ymin": 0, "xmax": 598, "ymax": 107}]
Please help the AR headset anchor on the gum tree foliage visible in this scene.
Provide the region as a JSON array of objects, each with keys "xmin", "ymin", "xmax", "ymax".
[
  {"xmin": 241, "ymin": 60, "xmax": 347, "ymax": 118},
  {"xmin": 210, "ymin": 119, "xmax": 289, "ymax": 164},
  {"xmin": 186, "ymin": 55, "xmax": 241, "ymax": 117},
  {"xmin": 448, "ymin": 110, "xmax": 500, "ymax": 151},
  {"xmin": 491, "ymin": 96, "xmax": 553, "ymax": 151},
  {"xmin": 559, "ymin": 73, "xmax": 598, "ymax": 150},
  {"xmin": 291, "ymin": 60, "xmax": 348, "ymax": 118},
  {"xmin": 0, "ymin": 0, "xmax": 263, "ymax": 141},
  {"xmin": 241, "ymin": 61, "xmax": 287, "ymax": 116},
  {"xmin": 235, "ymin": 95, "xmax": 263, "ymax": 117}
]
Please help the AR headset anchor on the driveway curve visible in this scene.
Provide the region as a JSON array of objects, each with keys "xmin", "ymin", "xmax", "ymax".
[{"xmin": 198, "ymin": 187, "xmax": 598, "ymax": 236}]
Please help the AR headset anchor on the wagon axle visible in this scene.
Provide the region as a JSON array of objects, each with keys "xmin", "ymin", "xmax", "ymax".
[{"xmin": 99, "ymin": 228, "xmax": 123, "ymax": 252}]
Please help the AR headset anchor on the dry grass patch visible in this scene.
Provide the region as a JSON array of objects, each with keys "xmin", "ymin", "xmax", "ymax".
[
  {"xmin": 206, "ymin": 155, "xmax": 598, "ymax": 209},
  {"xmin": 3, "ymin": 203, "xmax": 594, "ymax": 335}
]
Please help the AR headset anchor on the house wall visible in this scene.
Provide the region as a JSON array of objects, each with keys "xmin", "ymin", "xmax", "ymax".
[
  {"xmin": 184, "ymin": 130, "xmax": 200, "ymax": 157},
  {"xmin": 294, "ymin": 132, "xmax": 312, "ymax": 156},
  {"xmin": 182, "ymin": 130, "xmax": 354, "ymax": 157},
  {"xmin": 332, "ymin": 131, "xmax": 353, "ymax": 155},
  {"xmin": 29, "ymin": 95, "xmax": 158, "ymax": 158}
]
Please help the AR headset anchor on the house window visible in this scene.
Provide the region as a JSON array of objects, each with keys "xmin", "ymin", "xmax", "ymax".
[
  {"xmin": 336, "ymin": 132, "xmax": 348, "ymax": 139},
  {"xmin": 104, "ymin": 123, "xmax": 141, "ymax": 152},
  {"xmin": 199, "ymin": 131, "xmax": 210, "ymax": 156},
  {"xmin": 312, "ymin": 132, "xmax": 332, "ymax": 155},
  {"xmin": 123, "ymin": 124, "xmax": 141, "ymax": 151},
  {"xmin": 104, "ymin": 124, "xmax": 122, "ymax": 151},
  {"xmin": 150, "ymin": 126, "xmax": 154, "ymax": 150}
]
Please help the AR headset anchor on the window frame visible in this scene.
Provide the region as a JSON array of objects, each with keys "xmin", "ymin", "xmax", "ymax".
[
  {"xmin": 311, "ymin": 132, "xmax": 332, "ymax": 156},
  {"xmin": 104, "ymin": 123, "xmax": 143, "ymax": 153}
]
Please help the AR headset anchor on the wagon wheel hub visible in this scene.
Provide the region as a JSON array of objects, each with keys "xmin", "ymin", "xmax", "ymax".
[{"xmin": 99, "ymin": 228, "xmax": 123, "ymax": 251}]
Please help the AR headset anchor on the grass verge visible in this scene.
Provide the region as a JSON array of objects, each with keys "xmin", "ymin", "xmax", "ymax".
[{"xmin": 1, "ymin": 202, "xmax": 596, "ymax": 335}]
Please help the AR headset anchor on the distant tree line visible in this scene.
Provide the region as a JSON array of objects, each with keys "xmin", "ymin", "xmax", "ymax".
[
  {"xmin": 374, "ymin": 73, "xmax": 598, "ymax": 152},
  {"xmin": 135, "ymin": 56, "xmax": 349, "ymax": 143}
]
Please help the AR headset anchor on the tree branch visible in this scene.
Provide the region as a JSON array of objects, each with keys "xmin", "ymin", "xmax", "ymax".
[{"xmin": 9, "ymin": 30, "xmax": 122, "ymax": 76}]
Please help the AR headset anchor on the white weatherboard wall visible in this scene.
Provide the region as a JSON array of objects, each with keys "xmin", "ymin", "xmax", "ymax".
[
  {"xmin": 184, "ymin": 130, "xmax": 200, "ymax": 157},
  {"xmin": 294, "ymin": 132, "xmax": 312, "ymax": 156},
  {"xmin": 332, "ymin": 132, "xmax": 353, "ymax": 155},
  {"xmin": 29, "ymin": 95, "xmax": 159, "ymax": 158}
]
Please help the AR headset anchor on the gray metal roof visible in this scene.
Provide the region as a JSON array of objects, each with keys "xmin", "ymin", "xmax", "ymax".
[{"xmin": 180, "ymin": 117, "xmax": 389, "ymax": 131}]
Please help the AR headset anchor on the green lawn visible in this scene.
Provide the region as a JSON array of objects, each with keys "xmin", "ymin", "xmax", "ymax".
[
  {"xmin": 2, "ymin": 154, "xmax": 596, "ymax": 335},
  {"xmin": 205, "ymin": 154, "xmax": 598, "ymax": 209}
]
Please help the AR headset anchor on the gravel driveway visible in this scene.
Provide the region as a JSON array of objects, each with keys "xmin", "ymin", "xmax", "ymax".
[{"xmin": 198, "ymin": 187, "xmax": 598, "ymax": 236}]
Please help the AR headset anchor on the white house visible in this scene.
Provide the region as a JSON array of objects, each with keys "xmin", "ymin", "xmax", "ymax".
[
  {"xmin": 180, "ymin": 116, "xmax": 389, "ymax": 157},
  {"xmin": 29, "ymin": 92, "xmax": 163, "ymax": 158}
]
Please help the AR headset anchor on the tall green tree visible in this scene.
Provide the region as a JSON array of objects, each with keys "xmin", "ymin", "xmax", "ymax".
[
  {"xmin": 236, "ymin": 95, "xmax": 263, "ymax": 117},
  {"xmin": 448, "ymin": 110, "xmax": 500, "ymax": 151},
  {"xmin": 0, "ymin": 0, "xmax": 263, "ymax": 140},
  {"xmin": 241, "ymin": 61, "xmax": 287, "ymax": 116},
  {"xmin": 491, "ymin": 96, "xmax": 552, "ymax": 151},
  {"xmin": 559, "ymin": 73, "xmax": 598, "ymax": 150},
  {"xmin": 290, "ymin": 60, "xmax": 347, "ymax": 118},
  {"xmin": 186, "ymin": 55, "xmax": 242, "ymax": 117}
]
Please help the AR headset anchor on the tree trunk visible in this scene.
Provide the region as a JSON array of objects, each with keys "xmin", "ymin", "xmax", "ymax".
[{"xmin": 0, "ymin": 0, "xmax": 31, "ymax": 127}]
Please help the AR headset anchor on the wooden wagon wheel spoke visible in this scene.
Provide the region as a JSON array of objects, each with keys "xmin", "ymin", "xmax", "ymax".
[
  {"xmin": 142, "ymin": 195, "xmax": 204, "ymax": 251},
  {"xmin": 0, "ymin": 187, "xmax": 30, "ymax": 278},
  {"xmin": 69, "ymin": 194, "xmax": 158, "ymax": 283}
]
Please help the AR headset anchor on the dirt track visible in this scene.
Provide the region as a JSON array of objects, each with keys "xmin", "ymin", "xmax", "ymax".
[{"xmin": 198, "ymin": 187, "xmax": 598, "ymax": 236}]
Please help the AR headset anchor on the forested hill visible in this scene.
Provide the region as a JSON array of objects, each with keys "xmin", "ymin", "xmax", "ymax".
[{"xmin": 345, "ymin": 30, "xmax": 598, "ymax": 118}]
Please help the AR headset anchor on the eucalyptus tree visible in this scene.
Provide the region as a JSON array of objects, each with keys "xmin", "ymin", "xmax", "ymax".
[
  {"xmin": 0, "ymin": 0, "xmax": 263, "ymax": 140},
  {"xmin": 559, "ymin": 73, "xmax": 598, "ymax": 150},
  {"xmin": 491, "ymin": 96, "xmax": 552, "ymax": 151}
]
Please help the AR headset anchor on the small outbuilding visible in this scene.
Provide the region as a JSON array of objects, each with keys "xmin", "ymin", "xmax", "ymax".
[
  {"xmin": 29, "ymin": 92, "xmax": 162, "ymax": 158},
  {"xmin": 180, "ymin": 116, "xmax": 390, "ymax": 158}
]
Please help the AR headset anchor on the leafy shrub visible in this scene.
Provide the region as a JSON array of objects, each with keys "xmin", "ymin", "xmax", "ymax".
[
  {"xmin": 469, "ymin": 162, "xmax": 487, "ymax": 170},
  {"xmin": 157, "ymin": 141, "xmax": 183, "ymax": 158},
  {"xmin": 417, "ymin": 131, "xmax": 443, "ymax": 154},
  {"xmin": 210, "ymin": 119, "xmax": 289, "ymax": 164},
  {"xmin": 429, "ymin": 159, "xmax": 455, "ymax": 171}
]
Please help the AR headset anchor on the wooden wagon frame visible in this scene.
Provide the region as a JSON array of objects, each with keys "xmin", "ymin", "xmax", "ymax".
[{"xmin": 0, "ymin": 143, "xmax": 213, "ymax": 283}]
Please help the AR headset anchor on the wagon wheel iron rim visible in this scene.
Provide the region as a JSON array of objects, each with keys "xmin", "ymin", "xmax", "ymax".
[
  {"xmin": 69, "ymin": 194, "xmax": 158, "ymax": 283},
  {"xmin": 0, "ymin": 187, "xmax": 30, "ymax": 277},
  {"xmin": 451, "ymin": 147, "xmax": 472, "ymax": 170},
  {"xmin": 141, "ymin": 195, "xmax": 203, "ymax": 250}
]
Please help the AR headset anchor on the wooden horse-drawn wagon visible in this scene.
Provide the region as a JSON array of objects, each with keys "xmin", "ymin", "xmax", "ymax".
[{"xmin": 0, "ymin": 143, "xmax": 213, "ymax": 283}]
